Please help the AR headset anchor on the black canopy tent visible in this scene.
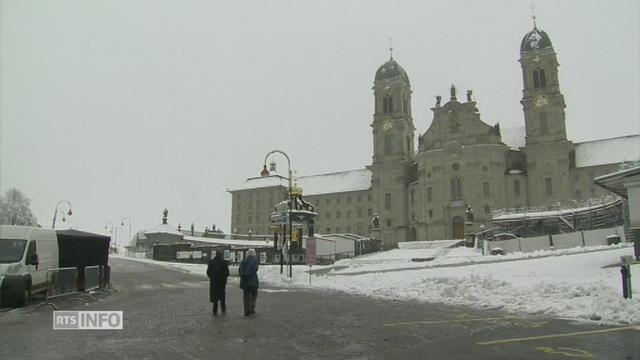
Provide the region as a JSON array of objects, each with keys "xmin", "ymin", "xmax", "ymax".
[{"xmin": 56, "ymin": 229, "xmax": 110, "ymax": 267}]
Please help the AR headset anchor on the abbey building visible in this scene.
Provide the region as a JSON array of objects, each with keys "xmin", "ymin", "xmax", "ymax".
[{"xmin": 228, "ymin": 24, "xmax": 639, "ymax": 248}]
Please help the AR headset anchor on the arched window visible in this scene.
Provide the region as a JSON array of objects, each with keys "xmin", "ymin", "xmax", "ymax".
[
  {"xmin": 450, "ymin": 177, "xmax": 463, "ymax": 200},
  {"xmin": 539, "ymin": 112, "xmax": 548, "ymax": 134},
  {"xmin": 383, "ymin": 95, "xmax": 393, "ymax": 113},
  {"xmin": 402, "ymin": 95, "xmax": 408, "ymax": 113},
  {"xmin": 384, "ymin": 135, "xmax": 392, "ymax": 155},
  {"xmin": 533, "ymin": 69, "xmax": 547, "ymax": 89}
]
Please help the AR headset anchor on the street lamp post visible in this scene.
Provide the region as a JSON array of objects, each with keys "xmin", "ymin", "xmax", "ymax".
[
  {"xmin": 121, "ymin": 217, "xmax": 132, "ymax": 251},
  {"xmin": 54, "ymin": 210, "xmax": 68, "ymax": 225},
  {"xmin": 105, "ymin": 222, "xmax": 117, "ymax": 253},
  {"xmin": 52, "ymin": 200, "xmax": 73, "ymax": 229},
  {"xmin": 478, "ymin": 224, "xmax": 486, "ymax": 254},
  {"xmin": 262, "ymin": 150, "xmax": 292, "ymax": 276}
]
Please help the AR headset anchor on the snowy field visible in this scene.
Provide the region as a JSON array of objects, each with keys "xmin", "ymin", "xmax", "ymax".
[{"xmin": 116, "ymin": 244, "xmax": 640, "ymax": 325}]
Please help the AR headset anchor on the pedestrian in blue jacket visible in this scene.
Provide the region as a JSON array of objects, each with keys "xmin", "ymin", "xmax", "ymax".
[{"xmin": 238, "ymin": 248, "xmax": 259, "ymax": 316}]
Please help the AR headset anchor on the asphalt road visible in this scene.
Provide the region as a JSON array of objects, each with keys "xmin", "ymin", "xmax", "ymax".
[{"xmin": 0, "ymin": 257, "xmax": 638, "ymax": 360}]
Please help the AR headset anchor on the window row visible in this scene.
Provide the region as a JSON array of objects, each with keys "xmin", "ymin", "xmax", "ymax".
[
  {"xmin": 322, "ymin": 208, "xmax": 373, "ymax": 220},
  {"xmin": 316, "ymin": 194, "xmax": 372, "ymax": 206},
  {"xmin": 381, "ymin": 95, "xmax": 410, "ymax": 114},
  {"xmin": 423, "ymin": 179, "xmax": 525, "ymax": 202}
]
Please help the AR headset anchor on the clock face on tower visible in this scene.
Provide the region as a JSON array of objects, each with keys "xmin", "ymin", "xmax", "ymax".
[
  {"xmin": 534, "ymin": 95, "xmax": 549, "ymax": 109},
  {"xmin": 383, "ymin": 119, "xmax": 393, "ymax": 131}
]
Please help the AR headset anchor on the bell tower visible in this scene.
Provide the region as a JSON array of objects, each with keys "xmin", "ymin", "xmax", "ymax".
[
  {"xmin": 371, "ymin": 52, "xmax": 414, "ymax": 164},
  {"xmin": 368, "ymin": 47, "xmax": 415, "ymax": 248},
  {"xmin": 519, "ymin": 19, "xmax": 574, "ymax": 207},
  {"xmin": 519, "ymin": 20, "xmax": 568, "ymax": 145}
]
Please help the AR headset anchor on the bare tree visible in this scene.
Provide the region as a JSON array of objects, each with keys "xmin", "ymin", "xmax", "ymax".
[{"xmin": 0, "ymin": 188, "xmax": 39, "ymax": 226}]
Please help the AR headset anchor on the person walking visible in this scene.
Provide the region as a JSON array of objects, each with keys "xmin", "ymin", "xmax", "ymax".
[
  {"xmin": 239, "ymin": 248, "xmax": 259, "ymax": 316},
  {"xmin": 206, "ymin": 249, "xmax": 230, "ymax": 316}
]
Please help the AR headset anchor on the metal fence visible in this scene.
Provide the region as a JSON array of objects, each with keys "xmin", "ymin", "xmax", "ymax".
[
  {"xmin": 48, "ymin": 267, "xmax": 78, "ymax": 299},
  {"xmin": 0, "ymin": 276, "xmax": 4, "ymax": 307},
  {"xmin": 85, "ymin": 266, "xmax": 101, "ymax": 291},
  {"xmin": 34, "ymin": 266, "xmax": 109, "ymax": 311}
]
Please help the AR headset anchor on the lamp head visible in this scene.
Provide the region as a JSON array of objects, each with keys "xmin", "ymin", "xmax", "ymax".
[{"xmin": 260, "ymin": 164, "xmax": 270, "ymax": 177}]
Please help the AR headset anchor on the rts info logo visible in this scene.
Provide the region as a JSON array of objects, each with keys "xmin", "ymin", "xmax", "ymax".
[{"xmin": 53, "ymin": 311, "xmax": 123, "ymax": 330}]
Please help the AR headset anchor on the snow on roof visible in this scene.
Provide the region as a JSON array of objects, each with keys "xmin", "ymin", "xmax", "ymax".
[
  {"xmin": 144, "ymin": 223, "xmax": 184, "ymax": 236},
  {"xmin": 298, "ymin": 169, "xmax": 371, "ymax": 195},
  {"xmin": 594, "ymin": 164, "xmax": 640, "ymax": 182},
  {"xmin": 574, "ymin": 134, "xmax": 640, "ymax": 168},
  {"xmin": 229, "ymin": 168, "xmax": 372, "ymax": 195},
  {"xmin": 183, "ymin": 235, "xmax": 272, "ymax": 247},
  {"xmin": 228, "ymin": 175, "xmax": 289, "ymax": 192},
  {"xmin": 500, "ymin": 126, "xmax": 526, "ymax": 150}
]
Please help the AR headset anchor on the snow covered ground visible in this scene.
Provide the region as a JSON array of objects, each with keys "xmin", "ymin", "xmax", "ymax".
[{"xmin": 115, "ymin": 243, "xmax": 640, "ymax": 325}]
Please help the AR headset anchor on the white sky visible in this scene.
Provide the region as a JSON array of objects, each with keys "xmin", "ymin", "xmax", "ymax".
[{"xmin": 1, "ymin": 0, "xmax": 639, "ymax": 241}]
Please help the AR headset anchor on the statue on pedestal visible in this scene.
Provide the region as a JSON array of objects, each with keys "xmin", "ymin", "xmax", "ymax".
[{"xmin": 372, "ymin": 213, "xmax": 380, "ymax": 229}]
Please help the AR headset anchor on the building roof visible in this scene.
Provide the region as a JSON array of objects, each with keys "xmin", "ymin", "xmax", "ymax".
[
  {"xmin": 299, "ymin": 169, "xmax": 372, "ymax": 195},
  {"xmin": 520, "ymin": 27, "xmax": 553, "ymax": 52},
  {"xmin": 230, "ymin": 168, "xmax": 372, "ymax": 195},
  {"xmin": 183, "ymin": 235, "xmax": 272, "ymax": 248},
  {"xmin": 498, "ymin": 128, "xmax": 639, "ymax": 167},
  {"xmin": 574, "ymin": 134, "xmax": 640, "ymax": 168},
  {"xmin": 228, "ymin": 174, "xmax": 289, "ymax": 192},
  {"xmin": 375, "ymin": 57, "xmax": 410, "ymax": 84},
  {"xmin": 144, "ymin": 223, "xmax": 184, "ymax": 236},
  {"xmin": 593, "ymin": 164, "xmax": 640, "ymax": 197}
]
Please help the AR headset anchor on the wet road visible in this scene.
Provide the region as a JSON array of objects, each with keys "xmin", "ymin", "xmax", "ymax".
[{"xmin": 0, "ymin": 257, "xmax": 638, "ymax": 359}]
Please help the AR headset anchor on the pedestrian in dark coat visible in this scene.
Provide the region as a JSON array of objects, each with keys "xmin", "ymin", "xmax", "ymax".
[
  {"xmin": 207, "ymin": 250, "xmax": 230, "ymax": 315},
  {"xmin": 238, "ymin": 248, "xmax": 259, "ymax": 316}
]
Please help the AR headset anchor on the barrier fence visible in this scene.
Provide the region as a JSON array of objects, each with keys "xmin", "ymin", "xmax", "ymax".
[
  {"xmin": 34, "ymin": 265, "xmax": 109, "ymax": 311},
  {"xmin": 483, "ymin": 226, "xmax": 626, "ymax": 255},
  {"xmin": 49, "ymin": 267, "xmax": 78, "ymax": 299},
  {"xmin": 85, "ymin": 266, "xmax": 101, "ymax": 291}
]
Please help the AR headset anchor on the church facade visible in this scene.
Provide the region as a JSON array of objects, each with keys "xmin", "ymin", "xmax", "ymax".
[{"xmin": 228, "ymin": 24, "xmax": 639, "ymax": 248}]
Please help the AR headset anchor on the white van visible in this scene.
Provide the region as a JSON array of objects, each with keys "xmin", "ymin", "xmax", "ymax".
[{"xmin": 0, "ymin": 225, "xmax": 59, "ymax": 307}]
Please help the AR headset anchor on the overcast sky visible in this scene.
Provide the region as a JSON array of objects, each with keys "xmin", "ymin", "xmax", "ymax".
[{"xmin": 1, "ymin": 0, "xmax": 638, "ymax": 244}]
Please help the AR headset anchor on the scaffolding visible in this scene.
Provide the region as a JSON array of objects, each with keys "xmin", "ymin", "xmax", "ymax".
[{"xmin": 490, "ymin": 196, "xmax": 625, "ymax": 238}]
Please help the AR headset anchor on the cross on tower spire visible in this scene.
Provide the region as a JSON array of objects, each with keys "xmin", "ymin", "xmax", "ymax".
[
  {"xmin": 388, "ymin": 37, "xmax": 394, "ymax": 60},
  {"xmin": 531, "ymin": 4, "xmax": 538, "ymax": 28}
]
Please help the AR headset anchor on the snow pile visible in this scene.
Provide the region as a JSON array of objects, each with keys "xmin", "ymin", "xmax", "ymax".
[
  {"xmin": 397, "ymin": 239, "xmax": 464, "ymax": 249},
  {"xmin": 118, "ymin": 245, "xmax": 640, "ymax": 324}
]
